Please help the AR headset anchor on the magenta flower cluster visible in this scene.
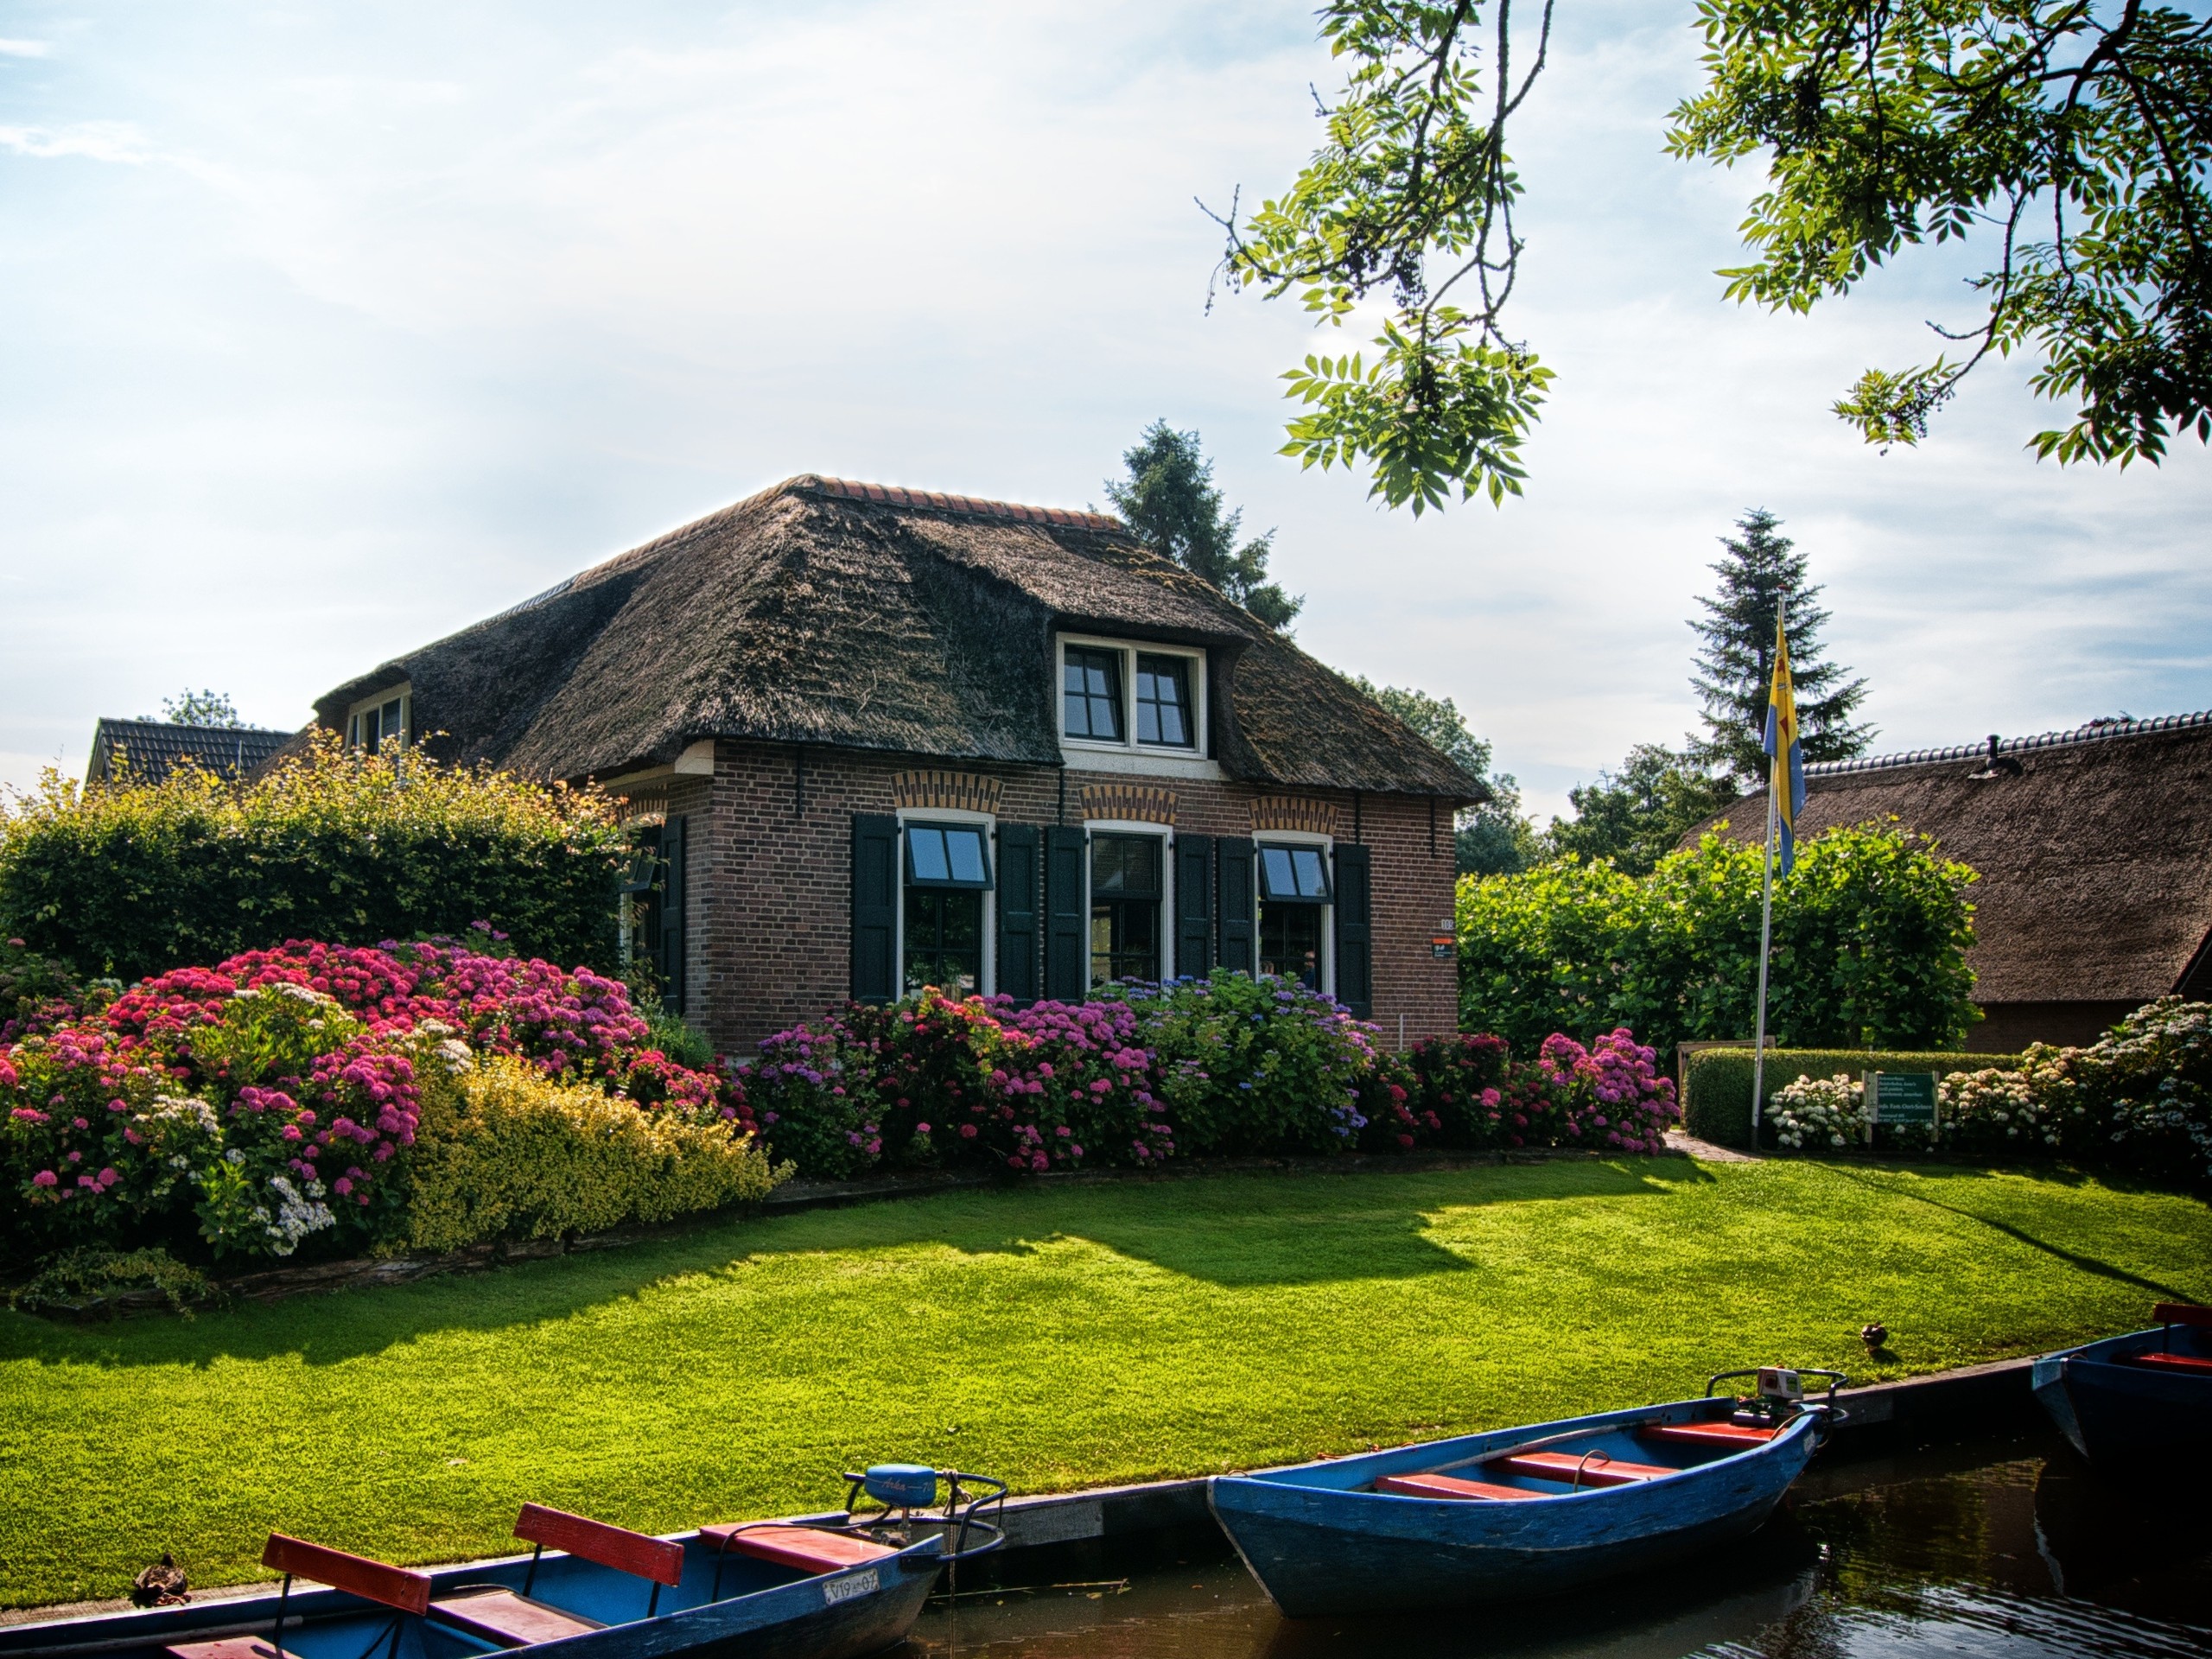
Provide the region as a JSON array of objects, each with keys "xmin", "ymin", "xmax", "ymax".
[{"xmin": 3, "ymin": 935, "xmax": 751, "ymax": 1262}]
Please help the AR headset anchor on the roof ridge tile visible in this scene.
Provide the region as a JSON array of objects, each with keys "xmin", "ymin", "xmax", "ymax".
[{"xmin": 1804, "ymin": 709, "xmax": 2212, "ymax": 779}]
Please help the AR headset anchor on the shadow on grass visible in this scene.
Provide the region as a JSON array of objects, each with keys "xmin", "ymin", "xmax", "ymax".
[
  {"xmin": 1822, "ymin": 1165, "xmax": 2198, "ymax": 1302},
  {"xmin": 0, "ymin": 1159, "xmax": 1693, "ymax": 1373}
]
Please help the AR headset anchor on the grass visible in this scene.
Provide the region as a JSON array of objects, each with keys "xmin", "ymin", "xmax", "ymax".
[{"xmin": 4, "ymin": 1157, "xmax": 2209, "ymax": 1610}]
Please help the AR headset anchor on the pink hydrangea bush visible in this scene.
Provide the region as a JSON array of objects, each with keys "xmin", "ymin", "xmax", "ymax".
[
  {"xmin": 3, "ymin": 938, "xmax": 751, "ymax": 1263},
  {"xmin": 1493, "ymin": 1029, "xmax": 1678, "ymax": 1152}
]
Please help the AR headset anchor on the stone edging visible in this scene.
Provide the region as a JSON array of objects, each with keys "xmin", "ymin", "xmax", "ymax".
[{"xmin": 16, "ymin": 1144, "xmax": 1675, "ymax": 1319}]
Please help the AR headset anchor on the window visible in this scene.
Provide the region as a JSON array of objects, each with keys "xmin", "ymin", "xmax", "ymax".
[
  {"xmin": 1256, "ymin": 841, "xmax": 1330, "ymax": 991},
  {"xmin": 1258, "ymin": 843, "xmax": 1332, "ymax": 903},
  {"xmin": 901, "ymin": 821, "xmax": 992, "ymax": 997},
  {"xmin": 1090, "ymin": 833, "xmax": 1161, "ymax": 984},
  {"xmin": 1260, "ymin": 903, "xmax": 1324, "ymax": 989},
  {"xmin": 1063, "ymin": 647, "xmax": 1123, "ymax": 742},
  {"xmin": 905, "ymin": 889, "xmax": 983, "ymax": 996},
  {"xmin": 347, "ymin": 693, "xmax": 408, "ymax": 751},
  {"xmin": 1135, "ymin": 654, "xmax": 1194, "ymax": 747},
  {"xmin": 905, "ymin": 823, "xmax": 992, "ymax": 888},
  {"xmin": 1058, "ymin": 638, "xmax": 1207, "ymax": 759}
]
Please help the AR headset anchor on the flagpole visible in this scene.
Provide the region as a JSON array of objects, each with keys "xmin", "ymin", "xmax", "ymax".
[{"xmin": 1751, "ymin": 598, "xmax": 1785, "ymax": 1142}]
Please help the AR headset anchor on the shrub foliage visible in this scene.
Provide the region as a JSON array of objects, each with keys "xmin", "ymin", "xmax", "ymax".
[
  {"xmin": 1459, "ymin": 821, "xmax": 1980, "ymax": 1058},
  {"xmin": 2, "ymin": 938, "xmax": 772, "ymax": 1270},
  {"xmin": 741, "ymin": 976, "xmax": 1681, "ymax": 1179},
  {"xmin": 0, "ymin": 734, "xmax": 628, "ymax": 983}
]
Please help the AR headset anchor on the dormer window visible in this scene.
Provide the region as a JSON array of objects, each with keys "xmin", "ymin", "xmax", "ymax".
[
  {"xmin": 1134, "ymin": 655, "xmax": 1193, "ymax": 747},
  {"xmin": 1063, "ymin": 647, "xmax": 1124, "ymax": 741},
  {"xmin": 346, "ymin": 688, "xmax": 410, "ymax": 752},
  {"xmin": 1057, "ymin": 636, "xmax": 1205, "ymax": 758}
]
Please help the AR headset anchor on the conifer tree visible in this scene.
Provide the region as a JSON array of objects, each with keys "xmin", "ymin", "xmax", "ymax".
[
  {"xmin": 1106, "ymin": 422, "xmax": 1302, "ymax": 630},
  {"xmin": 1686, "ymin": 510, "xmax": 1872, "ymax": 785}
]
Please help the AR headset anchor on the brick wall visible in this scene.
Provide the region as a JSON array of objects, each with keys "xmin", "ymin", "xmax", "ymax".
[{"xmin": 683, "ymin": 741, "xmax": 1460, "ymax": 1052}]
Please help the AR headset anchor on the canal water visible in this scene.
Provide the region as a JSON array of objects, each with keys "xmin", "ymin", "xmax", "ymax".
[{"xmin": 907, "ymin": 1429, "xmax": 2212, "ymax": 1657}]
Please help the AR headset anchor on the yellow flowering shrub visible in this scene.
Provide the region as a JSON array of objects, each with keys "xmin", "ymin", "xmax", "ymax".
[{"xmin": 399, "ymin": 1055, "xmax": 785, "ymax": 1254}]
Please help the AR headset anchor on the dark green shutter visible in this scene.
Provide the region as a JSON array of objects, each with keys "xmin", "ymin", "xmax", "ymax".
[
  {"xmin": 995, "ymin": 823, "xmax": 1041, "ymax": 1005},
  {"xmin": 850, "ymin": 813, "xmax": 898, "ymax": 1005},
  {"xmin": 1217, "ymin": 836, "xmax": 1254, "ymax": 976},
  {"xmin": 660, "ymin": 815, "xmax": 688, "ymax": 1016},
  {"xmin": 1043, "ymin": 825, "xmax": 1088, "ymax": 1001},
  {"xmin": 1333, "ymin": 842, "xmax": 1373, "ymax": 1017},
  {"xmin": 1175, "ymin": 834, "xmax": 1213, "ymax": 979}
]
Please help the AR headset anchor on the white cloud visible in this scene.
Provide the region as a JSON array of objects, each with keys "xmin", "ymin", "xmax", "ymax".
[
  {"xmin": 0, "ymin": 38, "xmax": 51, "ymax": 58},
  {"xmin": 0, "ymin": 119, "xmax": 150, "ymax": 162}
]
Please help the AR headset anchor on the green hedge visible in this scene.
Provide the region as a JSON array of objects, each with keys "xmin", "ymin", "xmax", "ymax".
[
  {"xmin": 1683, "ymin": 1047, "xmax": 2021, "ymax": 1147},
  {"xmin": 0, "ymin": 732, "xmax": 627, "ymax": 982},
  {"xmin": 1459, "ymin": 822, "xmax": 1981, "ymax": 1059}
]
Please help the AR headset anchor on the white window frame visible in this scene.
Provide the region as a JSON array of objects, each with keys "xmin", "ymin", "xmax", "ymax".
[
  {"xmin": 893, "ymin": 807, "xmax": 996, "ymax": 1001},
  {"xmin": 346, "ymin": 685, "xmax": 411, "ymax": 751},
  {"xmin": 1253, "ymin": 830, "xmax": 1334, "ymax": 996},
  {"xmin": 1083, "ymin": 819, "xmax": 1174, "ymax": 988},
  {"xmin": 1057, "ymin": 635, "xmax": 1209, "ymax": 766}
]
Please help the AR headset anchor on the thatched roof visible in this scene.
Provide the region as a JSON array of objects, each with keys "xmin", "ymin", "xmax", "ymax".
[
  {"xmin": 87, "ymin": 719, "xmax": 292, "ymax": 784},
  {"xmin": 1696, "ymin": 712, "xmax": 2212, "ymax": 1004},
  {"xmin": 311, "ymin": 476, "xmax": 1484, "ymax": 798}
]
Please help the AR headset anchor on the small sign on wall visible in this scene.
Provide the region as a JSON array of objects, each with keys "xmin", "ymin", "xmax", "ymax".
[
  {"xmin": 1862, "ymin": 1071, "xmax": 1940, "ymax": 1143},
  {"xmin": 1433, "ymin": 918, "xmax": 1455, "ymax": 959}
]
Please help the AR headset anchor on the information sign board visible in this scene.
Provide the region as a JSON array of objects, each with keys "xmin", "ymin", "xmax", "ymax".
[{"xmin": 1862, "ymin": 1071, "xmax": 1939, "ymax": 1142}]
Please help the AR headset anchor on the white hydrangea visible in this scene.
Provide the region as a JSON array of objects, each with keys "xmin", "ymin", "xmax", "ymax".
[
  {"xmin": 259, "ymin": 1175, "xmax": 337, "ymax": 1255},
  {"xmin": 1770, "ymin": 1073, "xmax": 1864, "ymax": 1150}
]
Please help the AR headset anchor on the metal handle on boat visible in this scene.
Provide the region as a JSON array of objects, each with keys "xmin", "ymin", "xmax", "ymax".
[{"xmin": 940, "ymin": 1471, "xmax": 1009, "ymax": 1560}]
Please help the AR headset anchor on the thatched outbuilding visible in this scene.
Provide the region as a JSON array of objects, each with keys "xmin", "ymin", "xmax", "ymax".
[
  {"xmin": 308, "ymin": 475, "xmax": 1482, "ymax": 1050},
  {"xmin": 1698, "ymin": 712, "xmax": 2212, "ymax": 1049}
]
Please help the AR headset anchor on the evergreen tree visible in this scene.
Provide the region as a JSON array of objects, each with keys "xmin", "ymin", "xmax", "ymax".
[
  {"xmin": 1106, "ymin": 422, "xmax": 1302, "ymax": 630},
  {"xmin": 1541, "ymin": 744, "xmax": 1738, "ymax": 877},
  {"xmin": 1686, "ymin": 510, "xmax": 1872, "ymax": 785},
  {"xmin": 1348, "ymin": 677, "xmax": 1536, "ymax": 875}
]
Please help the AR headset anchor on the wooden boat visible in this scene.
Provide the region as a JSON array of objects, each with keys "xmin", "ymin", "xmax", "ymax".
[
  {"xmin": 0, "ymin": 1471, "xmax": 1005, "ymax": 1659},
  {"xmin": 2032, "ymin": 1301, "xmax": 2212, "ymax": 1478},
  {"xmin": 1208, "ymin": 1370, "xmax": 1840, "ymax": 1618}
]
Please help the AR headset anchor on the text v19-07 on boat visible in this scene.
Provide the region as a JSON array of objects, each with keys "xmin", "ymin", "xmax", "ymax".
[
  {"xmin": 2033, "ymin": 1301, "xmax": 2212, "ymax": 1478},
  {"xmin": 1208, "ymin": 1367, "xmax": 1845, "ymax": 1618},
  {"xmin": 0, "ymin": 1466, "xmax": 1005, "ymax": 1659}
]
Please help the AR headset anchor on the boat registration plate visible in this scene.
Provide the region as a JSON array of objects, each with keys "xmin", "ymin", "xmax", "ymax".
[{"xmin": 823, "ymin": 1568, "xmax": 880, "ymax": 1606}]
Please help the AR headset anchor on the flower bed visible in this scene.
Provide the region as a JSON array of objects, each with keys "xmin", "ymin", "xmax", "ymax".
[
  {"xmin": 740, "ymin": 976, "xmax": 1681, "ymax": 1179},
  {"xmin": 3, "ymin": 938, "xmax": 774, "ymax": 1268}
]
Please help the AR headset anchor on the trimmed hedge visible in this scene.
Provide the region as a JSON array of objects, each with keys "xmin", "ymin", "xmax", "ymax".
[
  {"xmin": 1683, "ymin": 1047, "xmax": 2021, "ymax": 1148},
  {"xmin": 0, "ymin": 732, "xmax": 627, "ymax": 982}
]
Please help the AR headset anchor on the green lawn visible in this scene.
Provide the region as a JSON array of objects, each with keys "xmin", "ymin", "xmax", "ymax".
[{"xmin": 4, "ymin": 1157, "xmax": 2209, "ymax": 1609}]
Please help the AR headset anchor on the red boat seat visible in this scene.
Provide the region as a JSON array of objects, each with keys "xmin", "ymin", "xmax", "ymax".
[
  {"xmin": 1374, "ymin": 1473, "xmax": 1546, "ymax": 1502},
  {"xmin": 1640, "ymin": 1421, "xmax": 1780, "ymax": 1449},
  {"xmin": 429, "ymin": 1591, "xmax": 602, "ymax": 1648},
  {"xmin": 2152, "ymin": 1302, "xmax": 2212, "ymax": 1330},
  {"xmin": 696, "ymin": 1523, "xmax": 898, "ymax": 1576},
  {"xmin": 1486, "ymin": 1451, "xmax": 1675, "ymax": 1488},
  {"xmin": 2126, "ymin": 1350, "xmax": 2212, "ymax": 1375},
  {"xmin": 165, "ymin": 1537, "xmax": 429, "ymax": 1659}
]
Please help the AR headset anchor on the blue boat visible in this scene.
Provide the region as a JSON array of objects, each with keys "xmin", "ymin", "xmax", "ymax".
[
  {"xmin": 1208, "ymin": 1370, "xmax": 1841, "ymax": 1618},
  {"xmin": 0, "ymin": 1469, "xmax": 1003, "ymax": 1659},
  {"xmin": 2032, "ymin": 1301, "xmax": 2212, "ymax": 1477}
]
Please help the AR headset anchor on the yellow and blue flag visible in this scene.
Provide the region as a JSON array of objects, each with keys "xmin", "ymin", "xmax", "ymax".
[{"xmin": 1763, "ymin": 613, "xmax": 1806, "ymax": 876}]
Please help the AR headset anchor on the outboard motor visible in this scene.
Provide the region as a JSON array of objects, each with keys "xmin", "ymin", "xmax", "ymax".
[
  {"xmin": 840, "ymin": 1464, "xmax": 1009, "ymax": 1568},
  {"xmin": 1706, "ymin": 1365, "xmax": 1850, "ymax": 1437}
]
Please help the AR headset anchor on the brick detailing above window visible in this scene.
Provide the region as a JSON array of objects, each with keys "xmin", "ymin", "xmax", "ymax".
[
  {"xmin": 893, "ymin": 769, "xmax": 1004, "ymax": 815},
  {"xmin": 1080, "ymin": 783, "xmax": 1178, "ymax": 824},
  {"xmin": 1250, "ymin": 795, "xmax": 1341, "ymax": 837},
  {"xmin": 615, "ymin": 784, "xmax": 668, "ymax": 825}
]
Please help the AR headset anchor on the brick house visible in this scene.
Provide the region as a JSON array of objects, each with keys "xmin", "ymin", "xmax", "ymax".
[{"xmin": 309, "ymin": 475, "xmax": 1482, "ymax": 1052}]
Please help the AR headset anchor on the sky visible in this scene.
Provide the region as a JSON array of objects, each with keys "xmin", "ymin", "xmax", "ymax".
[{"xmin": 3, "ymin": 1, "xmax": 2207, "ymax": 821}]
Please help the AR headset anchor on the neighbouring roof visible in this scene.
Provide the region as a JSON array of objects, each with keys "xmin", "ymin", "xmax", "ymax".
[
  {"xmin": 308, "ymin": 474, "xmax": 1487, "ymax": 799},
  {"xmin": 87, "ymin": 719, "xmax": 294, "ymax": 784},
  {"xmin": 1695, "ymin": 711, "xmax": 2212, "ymax": 1006}
]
